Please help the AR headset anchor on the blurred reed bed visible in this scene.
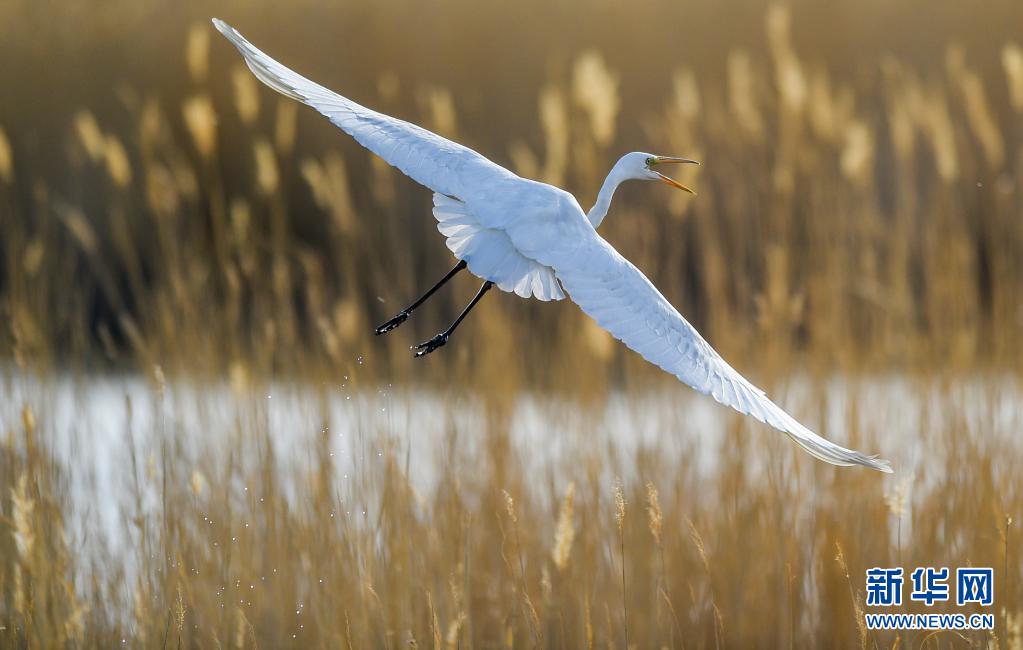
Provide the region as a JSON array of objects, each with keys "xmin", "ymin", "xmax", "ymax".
[
  {"xmin": 0, "ymin": 374, "xmax": 1019, "ymax": 647},
  {"xmin": 2, "ymin": 2, "xmax": 1023, "ymax": 644},
  {"xmin": 0, "ymin": 3, "xmax": 1021, "ymax": 383}
]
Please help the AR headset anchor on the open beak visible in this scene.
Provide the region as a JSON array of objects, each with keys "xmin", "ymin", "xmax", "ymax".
[
  {"xmin": 656, "ymin": 172, "xmax": 696, "ymax": 194},
  {"xmin": 652, "ymin": 157, "xmax": 699, "ymax": 195}
]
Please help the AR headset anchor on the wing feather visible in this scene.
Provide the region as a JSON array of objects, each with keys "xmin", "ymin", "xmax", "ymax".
[
  {"xmin": 212, "ymin": 19, "xmax": 514, "ymax": 200},
  {"xmin": 215, "ymin": 19, "xmax": 890, "ymax": 472},
  {"xmin": 215, "ymin": 19, "xmax": 566, "ymax": 302},
  {"xmin": 551, "ymin": 231, "xmax": 892, "ymax": 473}
]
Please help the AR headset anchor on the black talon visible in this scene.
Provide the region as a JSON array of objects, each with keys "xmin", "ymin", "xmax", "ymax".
[
  {"xmin": 375, "ymin": 310, "xmax": 410, "ymax": 335},
  {"xmin": 409, "ymin": 281, "xmax": 493, "ymax": 359},
  {"xmin": 413, "ymin": 334, "xmax": 448, "ymax": 357}
]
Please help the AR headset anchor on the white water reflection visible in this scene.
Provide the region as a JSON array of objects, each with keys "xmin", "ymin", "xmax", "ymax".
[{"xmin": 1, "ymin": 369, "xmax": 1020, "ymax": 563}]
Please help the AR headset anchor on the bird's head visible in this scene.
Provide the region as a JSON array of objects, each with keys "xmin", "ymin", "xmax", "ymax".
[{"xmin": 618, "ymin": 151, "xmax": 699, "ymax": 194}]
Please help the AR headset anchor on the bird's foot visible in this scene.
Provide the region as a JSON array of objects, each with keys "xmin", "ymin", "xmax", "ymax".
[
  {"xmin": 375, "ymin": 310, "xmax": 410, "ymax": 335},
  {"xmin": 412, "ymin": 333, "xmax": 448, "ymax": 357}
]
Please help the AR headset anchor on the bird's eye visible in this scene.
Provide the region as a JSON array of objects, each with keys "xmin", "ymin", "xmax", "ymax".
[{"xmin": 645, "ymin": 157, "xmax": 656, "ymax": 167}]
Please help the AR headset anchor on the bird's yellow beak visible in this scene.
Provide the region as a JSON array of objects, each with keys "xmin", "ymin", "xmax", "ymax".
[
  {"xmin": 650, "ymin": 156, "xmax": 699, "ymax": 195},
  {"xmin": 656, "ymin": 172, "xmax": 696, "ymax": 194}
]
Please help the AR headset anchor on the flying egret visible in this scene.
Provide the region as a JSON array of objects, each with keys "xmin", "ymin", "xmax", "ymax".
[{"xmin": 213, "ymin": 19, "xmax": 892, "ymax": 472}]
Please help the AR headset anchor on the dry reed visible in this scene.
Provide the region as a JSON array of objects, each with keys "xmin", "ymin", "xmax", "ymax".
[{"xmin": 1, "ymin": 1, "xmax": 1021, "ymax": 647}]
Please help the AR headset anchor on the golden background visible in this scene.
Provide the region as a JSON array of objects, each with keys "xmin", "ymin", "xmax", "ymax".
[{"xmin": 0, "ymin": 0, "xmax": 1021, "ymax": 647}]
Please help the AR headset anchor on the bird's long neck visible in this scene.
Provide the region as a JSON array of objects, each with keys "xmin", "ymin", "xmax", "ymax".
[{"xmin": 586, "ymin": 166, "xmax": 627, "ymax": 228}]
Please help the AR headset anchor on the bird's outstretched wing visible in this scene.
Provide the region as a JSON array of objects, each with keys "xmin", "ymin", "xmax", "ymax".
[
  {"xmin": 214, "ymin": 19, "xmax": 567, "ymax": 299},
  {"xmin": 550, "ymin": 230, "xmax": 892, "ymax": 472},
  {"xmin": 212, "ymin": 19, "xmax": 515, "ymax": 200}
]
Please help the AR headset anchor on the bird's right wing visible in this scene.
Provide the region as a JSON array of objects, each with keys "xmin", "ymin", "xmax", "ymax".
[
  {"xmin": 213, "ymin": 19, "xmax": 515, "ymax": 201},
  {"xmin": 551, "ymin": 231, "xmax": 892, "ymax": 472}
]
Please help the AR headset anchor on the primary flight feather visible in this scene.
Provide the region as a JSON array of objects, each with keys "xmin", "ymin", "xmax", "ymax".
[{"xmin": 213, "ymin": 18, "xmax": 892, "ymax": 473}]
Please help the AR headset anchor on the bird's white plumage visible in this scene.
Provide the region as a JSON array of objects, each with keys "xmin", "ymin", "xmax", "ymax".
[
  {"xmin": 433, "ymin": 194, "xmax": 564, "ymax": 300},
  {"xmin": 214, "ymin": 19, "xmax": 892, "ymax": 472},
  {"xmin": 213, "ymin": 18, "xmax": 562, "ymax": 300},
  {"xmin": 212, "ymin": 20, "xmax": 512, "ymax": 199},
  {"xmin": 547, "ymin": 229, "xmax": 891, "ymax": 470}
]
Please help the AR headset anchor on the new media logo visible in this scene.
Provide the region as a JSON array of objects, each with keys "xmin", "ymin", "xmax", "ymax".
[{"xmin": 863, "ymin": 567, "xmax": 994, "ymax": 631}]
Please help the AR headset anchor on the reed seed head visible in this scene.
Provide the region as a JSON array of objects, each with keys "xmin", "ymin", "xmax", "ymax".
[
  {"xmin": 613, "ymin": 478, "xmax": 626, "ymax": 532},
  {"xmin": 552, "ymin": 482, "xmax": 576, "ymax": 571},
  {"xmin": 645, "ymin": 482, "xmax": 662, "ymax": 546}
]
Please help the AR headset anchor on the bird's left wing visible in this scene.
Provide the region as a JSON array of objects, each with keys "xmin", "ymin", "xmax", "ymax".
[
  {"xmin": 213, "ymin": 19, "xmax": 515, "ymax": 200},
  {"xmin": 549, "ymin": 230, "xmax": 892, "ymax": 472}
]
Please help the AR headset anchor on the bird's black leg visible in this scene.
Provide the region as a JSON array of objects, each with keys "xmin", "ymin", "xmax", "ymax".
[
  {"xmin": 413, "ymin": 281, "xmax": 494, "ymax": 357},
  {"xmin": 375, "ymin": 259, "xmax": 467, "ymax": 335}
]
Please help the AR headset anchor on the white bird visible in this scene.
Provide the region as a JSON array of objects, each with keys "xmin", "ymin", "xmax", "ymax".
[{"xmin": 213, "ymin": 19, "xmax": 892, "ymax": 472}]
